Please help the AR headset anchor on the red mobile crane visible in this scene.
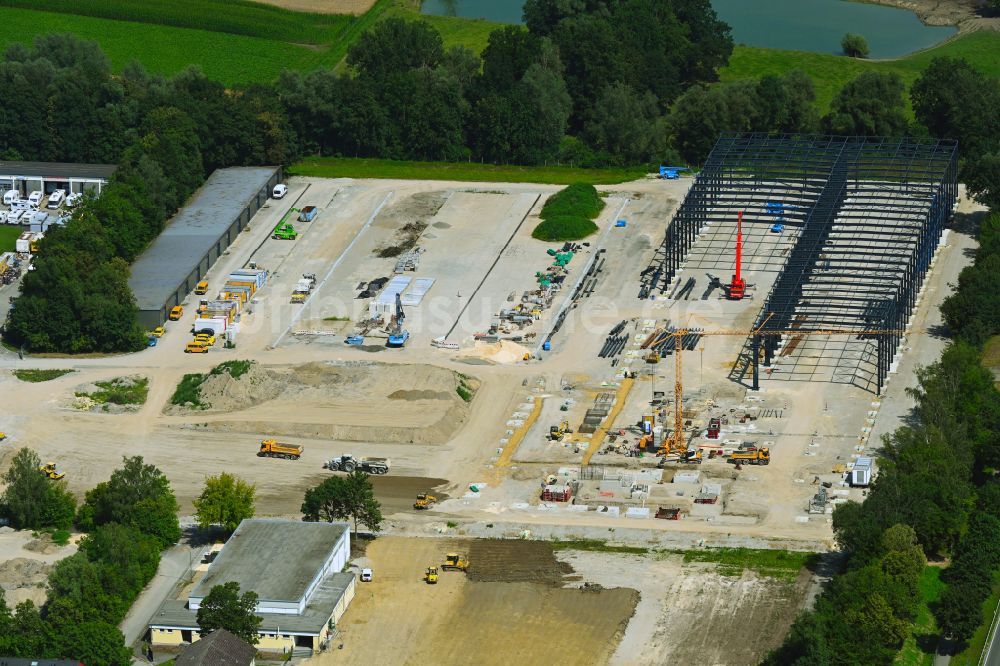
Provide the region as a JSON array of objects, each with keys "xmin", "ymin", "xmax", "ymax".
[{"xmin": 729, "ymin": 210, "xmax": 746, "ymax": 300}]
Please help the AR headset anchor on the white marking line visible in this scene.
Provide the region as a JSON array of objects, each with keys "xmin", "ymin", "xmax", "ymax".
[{"xmin": 272, "ymin": 191, "xmax": 394, "ymax": 348}]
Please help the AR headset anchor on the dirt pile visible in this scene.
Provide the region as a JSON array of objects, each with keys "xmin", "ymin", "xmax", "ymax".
[
  {"xmin": 179, "ymin": 361, "xmax": 477, "ymax": 445},
  {"xmin": 196, "ymin": 363, "xmax": 274, "ymax": 412},
  {"xmin": 0, "ymin": 558, "xmax": 51, "ymax": 606}
]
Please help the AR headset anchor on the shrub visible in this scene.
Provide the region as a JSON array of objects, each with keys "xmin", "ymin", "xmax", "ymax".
[
  {"xmin": 171, "ymin": 373, "xmax": 206, "ymax": 407},
  {"xmin": 13, "ymin": 369, "xmax": 74, "ymax": 382},
  {"xmin": 211, "ymin": 360, "xmax": 254, "ymax": 379},
  {"xmin": 532, "ymin": 215, "xmax": 599, "ymax": 241},
  {"xmin": 540, "ymin": 182, "xmax": 605, "ymax": 220}
]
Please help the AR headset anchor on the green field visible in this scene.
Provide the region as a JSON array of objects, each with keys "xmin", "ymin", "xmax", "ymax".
[
  {"xmin": 896, "ymin": 566, "xmax": 945, "ymax": 666},
  {"xmin": 0, "ymin": 226, "xmax": 22, "ymax": 253},
  {"xmin": 290, "ymin": 157, "xmax": 648, "ymax": 184},
  {"xmin": 722, "ymin": 30, "xmax": 1000, "ymax": 112}
]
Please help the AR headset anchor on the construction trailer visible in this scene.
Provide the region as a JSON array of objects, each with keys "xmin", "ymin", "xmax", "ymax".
[
  {"xmin": 641, "ymin": 133, "xmax": 958, "ymax": 394},
  {"xmin": 851, "ymin": 457, "xmax": 874, "ymax": 487}
]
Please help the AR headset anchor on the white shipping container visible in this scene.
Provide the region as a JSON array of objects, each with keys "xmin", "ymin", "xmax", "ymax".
[
  {"xmin": 850, "ymin": 457, "xmax": 873, "ymax": 487},
  {"xmin": 193, "ymin": 317, "xmax": 227, "ymax": 336}
]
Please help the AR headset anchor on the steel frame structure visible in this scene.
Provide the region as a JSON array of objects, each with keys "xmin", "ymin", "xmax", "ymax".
[{"xmin": 643, "ymin": 134, "xmax": 958, "ymax": 394}]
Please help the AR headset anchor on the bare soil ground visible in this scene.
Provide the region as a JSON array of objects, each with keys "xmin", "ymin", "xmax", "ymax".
[
  {"xmin": 168, "ymin": 361, "xmax": 474, "ymax": 445},
  {"xmin": 0, "ymin": 529, "xmax": 77, "ymax": 607},
  {"xmin": 309, "ymin": 536, "xmax": 638, "ymax": 666},
  {"xmin": 560, "ymin": 549, "xmax": 811, "ymax": 666},
  {"xmin": 249, "ymin": 0, "xmax": 377, "ymax": 15},
  {"xmin": 868, "ymin": 0, "xmax": 999, "ymax": 30}
]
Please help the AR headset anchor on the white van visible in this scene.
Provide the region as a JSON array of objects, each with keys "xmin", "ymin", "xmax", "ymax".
[
  {"xmin": 2, "ymin": 190, "xmax": 18, "ymax": 206},
  {"xmin": 27, "ymin": 191, "xmax": 42, "ymax": 207},
  {"xmin": 272, "ymin": 183, "xmax": 288, "ymax": 199},
  {"xmin": 10, "ymin": 200, "xmax": 31, "ymax": 213},
  {"xmin": 65, "ymin": 192, "xmax": 83, "ymax": 208},
  {"xmin": 8, "ymin": 210, "xmax": 25, "ymax": 225},
  {"xmin": 46, "ymin": 190, "xmax": 65, "ymax": 209}
]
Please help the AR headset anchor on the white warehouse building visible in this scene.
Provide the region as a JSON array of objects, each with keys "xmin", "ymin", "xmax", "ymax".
[{"xmin": 0, "ymin": 160, "xmax": 116, "ymax": 197}]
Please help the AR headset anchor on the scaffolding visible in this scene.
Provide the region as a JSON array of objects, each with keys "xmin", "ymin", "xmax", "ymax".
[{"xmin": 643, "ymin": 133, "xmax": 958, "ymax": 394}]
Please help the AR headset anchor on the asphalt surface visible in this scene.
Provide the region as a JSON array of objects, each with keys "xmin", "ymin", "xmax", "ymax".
[{"xmin": 119, "ymin": 539, "xmax": 199, "ymax": 648}]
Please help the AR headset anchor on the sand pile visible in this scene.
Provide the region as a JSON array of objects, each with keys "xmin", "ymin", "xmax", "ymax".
[
  {"xmin": 196, "ymin": 363, "xmax": 274, "ymax": 412},
  {"xmin": 0, "ymin": 558, "xmax": 52, "ymax": 606},
  {"xmin": 461, "ymin": 340, "xmax": 531, "ymax": 365}
]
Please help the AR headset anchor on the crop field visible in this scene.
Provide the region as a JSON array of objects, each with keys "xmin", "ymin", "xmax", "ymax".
[{"xmin": 0, "ymin": 0, "xmax": 391, "ymax": 85}]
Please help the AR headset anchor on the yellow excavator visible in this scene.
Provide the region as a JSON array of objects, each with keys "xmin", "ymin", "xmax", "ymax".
[
  {"xmin": 38, "ymin": 462, "xmax": 65, "ymax": 480},
  {"xmin": 414, "ymin": 494, "xmax": 437, "ymax": 510},
  {"xmin": 442, "ymin": 553, "xmax": 469, "ymax": 572},
  {"xmin": 549, "ymin": 421, "xmax": 571, "ymax": 441}
]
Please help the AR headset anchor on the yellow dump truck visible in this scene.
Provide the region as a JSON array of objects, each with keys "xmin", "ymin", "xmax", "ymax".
[
  {"xmin": 258, "ymin": 439, "xmax": 303, "ymax": 460},
  {"xmin": 729, "ymin": 447, "xmax": 770, "ymax": 466}
]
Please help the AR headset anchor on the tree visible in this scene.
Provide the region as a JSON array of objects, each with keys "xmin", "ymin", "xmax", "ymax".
[
  {"xmin": 911, "ymin": 57, "xmax": 1000, "ymax": 160},
  {"xmin": 194, "ymin": 473, "xmax": 256, "ymax": 533},
  {"xmin": 76, "ymin": 456, "xmax": 180, "ymax": 548},
  {"xmin": 823, "ymin": 71, "xmax": 910, "ymax": 137},
  {"xmin": 301, "ymin": 470, "xmax": 383, "ymax": 534},
  {"xmin": 53, "ymin": 620, "xmax": 132, "ymax": 666},
  {"xmin": 841, "ymin": 33, "xmax": 870, "ymax": 58},
  {"xmin": 196, "ymin": 582, "xmax": 261, "ymax": 646},
  {"xmin": 79, "ymin": 523, "xmax": 161, "ymax": 599},
  {"xmin": 1, "ymin": 448, "xmax": 75, "ymax": 530},
  {"xmin": 583, "ymin": 82, "xmax": 661, "ymax": 163},
  {"xmin": 347, "ymin": 18, "xmax": 444, "ymax": 80}
]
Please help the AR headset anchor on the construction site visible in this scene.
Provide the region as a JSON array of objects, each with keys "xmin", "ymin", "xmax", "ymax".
[{"xmin": 0, "ymin": 133, "xmax": 977, "ymax": 664}]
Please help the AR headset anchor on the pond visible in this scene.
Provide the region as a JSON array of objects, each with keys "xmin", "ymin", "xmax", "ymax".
[{"xmin": 419, "ymin": 0, "xmax": 957, "ymax": 58}]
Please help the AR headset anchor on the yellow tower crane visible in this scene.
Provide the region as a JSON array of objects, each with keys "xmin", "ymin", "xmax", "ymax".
[{"xmin": 658, "ymin": 315, "xmax": 908, "ymax": 456}]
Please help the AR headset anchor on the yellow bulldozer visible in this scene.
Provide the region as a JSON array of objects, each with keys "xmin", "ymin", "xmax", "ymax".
[
  {"xmin": 413, "ymin": 494, "xmax": 437, "ymax": 510},
  {"xmin": 38, "ymin": 462, "xmax": 65, "ymax": 480},
  {"xmin": 442, "ymin": 552, "xmax": 469, "ymax": 572}
]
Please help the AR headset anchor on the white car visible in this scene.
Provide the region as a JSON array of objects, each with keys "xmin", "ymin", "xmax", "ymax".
[
  {"xmin": 27, "ymin": 191, "xmax": 42, "ymax": 207},
  {"xmin": 46, "ymin": 189, "xmax": 66, "ymax": 209},
  {"xmin": 360, "ymin": 568, "xmax": 373, "ymax": 582},
  {"xmin": 65, "ymin": 192, "xmax": 83, "ymax": 208},
  {"xmin": 272, "ymin": 183, "xmax": 288, "ymax": 199}
]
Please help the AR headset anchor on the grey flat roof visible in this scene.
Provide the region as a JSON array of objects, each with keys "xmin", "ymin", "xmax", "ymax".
[
  {"xmin": 191, "ymin": 519, "xmax": 348, "ymax": 604},
  {"xmin": 151, "ymin": 572, "xmax": 355, "ymax": 636},
  {"xmin": 129, "ymin": 167, "xmax": 277, "ymax": 311},
  {"xmin": 0, "ymin": 160, "xmax": 117, "ymax": 180}
]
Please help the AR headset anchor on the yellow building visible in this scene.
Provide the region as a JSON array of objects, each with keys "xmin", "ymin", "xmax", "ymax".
[{"xmin": 149, "ymin": 519, "xmax": 355, "ymax": 658}]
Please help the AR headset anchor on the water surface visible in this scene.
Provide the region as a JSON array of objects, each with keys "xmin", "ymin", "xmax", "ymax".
[{"xmin": 419, "ymin": 0, "xmax": 957, "ymax": 58}]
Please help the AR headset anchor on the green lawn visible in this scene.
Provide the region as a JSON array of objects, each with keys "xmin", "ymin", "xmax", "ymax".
[
  {"xmin": 679, "ymin": 547, "xmax": 816, "ymax": 580},
  {"xmin": 722, "ymin": 30, "xmax": 1000, "ymax": 112},
  {"xmin": 289, "ymin": 157, "xmax": 649, "ymax": 184},
  {"xmin": 383, "ymin": 2, "xmax": 501, "ymax": 54},
  {"xmin": 896, "ymin": 566, "xmax": 945, "ymax": 666},
  {"xmin": 0, "ymin": 225, "xmax": 21, "ymax": 253}
]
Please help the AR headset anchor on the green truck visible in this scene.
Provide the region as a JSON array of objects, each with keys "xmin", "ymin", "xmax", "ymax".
[{"xmin": 272, "ymin": 223, "xmax": 297, "ymax": 240}]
